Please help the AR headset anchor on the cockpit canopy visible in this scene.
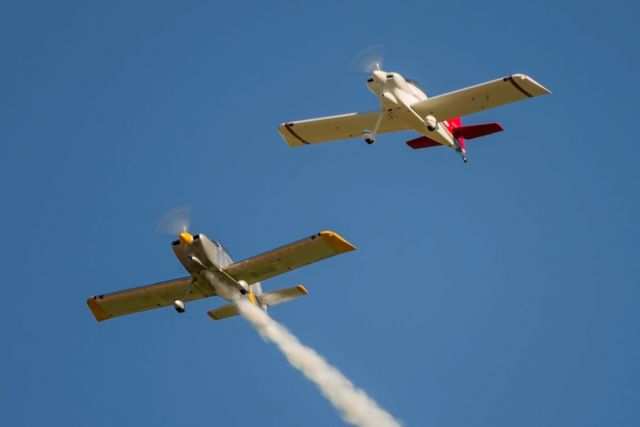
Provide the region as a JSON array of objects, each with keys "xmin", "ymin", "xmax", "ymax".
[
  {"xmin": 405, "ymin": 78, "xmax": 424, "ymax": 91},
  {"xmin": 212, "ymin": 240, "xmax": 233, "ymax": 266}
]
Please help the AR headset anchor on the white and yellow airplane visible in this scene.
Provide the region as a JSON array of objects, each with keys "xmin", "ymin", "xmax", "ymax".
[
  {"xmin": 87, "ymin": 230, "xmax": 355, "ymax": 322},
  {"xmin": 279, "ymin": 67, "xmax": 550, "ymax": 162}
]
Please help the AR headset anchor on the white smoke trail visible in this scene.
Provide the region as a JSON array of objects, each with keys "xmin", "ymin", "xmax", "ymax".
[{"xmin": 235, "ymin": 298, "xmax": 401, "ymax": 427}]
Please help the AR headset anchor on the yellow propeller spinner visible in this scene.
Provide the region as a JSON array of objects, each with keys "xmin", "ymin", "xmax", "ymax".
[{"xmin": 179, "ymin": 232, "xmax": 193, "ymax": 245}]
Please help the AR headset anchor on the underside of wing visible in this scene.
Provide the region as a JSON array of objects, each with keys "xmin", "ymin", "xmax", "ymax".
[
  {"xmin": 87, "ymin": 276, "xmax": 214, "ymax": 322},
  {"xmin": 222, "ymin": 231, "xmax": 355, "ymax": 284},
  {"xmin": 411, "ymin": 74, "xmax": 551, "ymax": 122},
  {"xmin": 279, "ymin": 109, "xmax": 405, "ymax": 147}
]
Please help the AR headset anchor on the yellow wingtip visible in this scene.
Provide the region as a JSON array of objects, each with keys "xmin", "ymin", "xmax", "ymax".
[
  {"xmin": 296, "ymin": 285, "xmax": 309, "ymax": 295},
  {"xmin": 87, "ymin": 297, "xmax": 112, "ymax": 322},
  {"xmin": 319, "ymin": 231, "xmax": 356, "ymax": 253}
]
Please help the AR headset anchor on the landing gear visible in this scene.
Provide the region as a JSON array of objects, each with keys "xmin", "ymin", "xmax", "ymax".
[
  {"xmin": 362, "ymin": 109, "xmax": 384, "ymax": 145},
  {"xmin": 455, "ymin": 149, "xmax": 469, "ymax": 163},
  {"xmin": 362, "ymin": 130, "xmax": 375, "ymax": 144},
  {"xmin": 173, "ymin": 299, "xmax": 186, "ymax": 313},
  {"xmin": 425, "ymin": 115, "xmax": 438, "ymax": 131},
  {"xmin": 238, "ymin": 280, "xmax": 250, "ymax": 295},
  {"xmin": 173, "ymin": 277, "xmax": 197, "ymax": 314}
]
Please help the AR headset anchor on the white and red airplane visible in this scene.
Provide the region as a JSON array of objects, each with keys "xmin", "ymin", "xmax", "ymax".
[{"xmin": 279, "ymin": 67, "xmax": 550, "ymax": 162}]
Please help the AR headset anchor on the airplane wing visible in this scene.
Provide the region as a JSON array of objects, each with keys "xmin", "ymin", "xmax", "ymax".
[
  {"xmin": 87, "ymin": 277, "xmax": 214, "ymax": 322},
  {"xmin": 222, "ymin": 231, "xmax": 355, "ymax": 284},
  {"xmin": 279, "ymin": 109, "xmax": 406, "ymax": 147},
  {"xmin": 411, "ymin": 74, "xmax": 550, "ymax": 122}
]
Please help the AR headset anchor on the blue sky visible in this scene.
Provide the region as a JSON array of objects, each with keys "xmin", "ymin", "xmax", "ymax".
[{"xmin": 1, "ymin": 1, "xmax": 639, "ymax": 426}]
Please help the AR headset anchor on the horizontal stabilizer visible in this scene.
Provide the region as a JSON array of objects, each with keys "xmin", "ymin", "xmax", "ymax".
[
  {"xmin": 452, "ymin": 123, "xmax": 503, "ymax": 140},
  {"xmin": 406, "ymin": 135, "xmax": 443, "ymax": 150},
  {"xmin": 207, "ymin": 303, "xmax": 239, "ymax": 321},
  {"xmin": 257, "ymin": 285, "xmax": 308, "ymax": 307}
]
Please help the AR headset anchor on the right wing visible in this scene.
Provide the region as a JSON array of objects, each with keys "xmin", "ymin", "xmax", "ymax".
[
  {"xmin": 279, "ymin": 109, "xmax": 406, "ymax": 147},
  {"xmin": 411, "ymin": 74, "xmax": 550, "ymax": 122},
  {"xmin": 223, "ymin": 231, "xmax": 355, "ymax": 284},
  {"xmin": 87, "ymin": 276, "xmax": 214, "ymax": 322}
]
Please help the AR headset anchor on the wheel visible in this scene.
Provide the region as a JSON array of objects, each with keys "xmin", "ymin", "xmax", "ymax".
[
  {"xmin": 463, "ymin": 156, "xmax": 468, "ymax": 163},
  {"xmin": 362, "ymin": 130, "xmax": 374, "ymax": 144},
  {"xmin": 173, "ymin": 299, "xmax": 186, "ymax": 313},
  {"xmin": 425, "ymin": 115, "xmax": 438, "ymax": 131}
]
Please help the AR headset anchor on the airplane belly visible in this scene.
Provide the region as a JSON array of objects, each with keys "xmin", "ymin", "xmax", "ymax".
[{"xmin": 203, "ymin": 270, "xmax": 239, "ymax": 301}]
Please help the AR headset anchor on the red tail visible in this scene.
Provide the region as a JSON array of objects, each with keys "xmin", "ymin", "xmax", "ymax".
[
  {"xmin": 405, "ymin": 117, "xmax": 504, "ymax": 150},
  {"xmin": 444, "ymin": 117, "xmax": 465, "ymax": 149},
  {"xmin": 452, "ymin": 122, "xmax": 503, "ymax": 140}
]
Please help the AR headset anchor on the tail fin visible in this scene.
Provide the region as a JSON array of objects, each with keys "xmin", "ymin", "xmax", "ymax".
[
  {"xmin": 406, "ymin": 117, "xmax": 471, "ymax": 151},
  {"xmin": 445, "ymin": 117, "xmax": 465, "ymax": 150}
]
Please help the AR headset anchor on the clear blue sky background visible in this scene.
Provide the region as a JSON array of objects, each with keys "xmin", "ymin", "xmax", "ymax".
[{"xmin": 1, "ymin": 1, "xmax": 638, "ymax": 426}]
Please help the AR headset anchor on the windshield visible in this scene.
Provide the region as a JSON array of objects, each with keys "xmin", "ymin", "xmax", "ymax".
[{"xmin": 405, "ymin": 78, "xmax": 424, "ymax": 91}]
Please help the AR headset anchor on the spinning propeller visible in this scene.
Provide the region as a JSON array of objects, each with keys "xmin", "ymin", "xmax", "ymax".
[
  {"xmin": 156, "ymin": 205, "xmax": 194, "ymax": 245},
  {"xmin": 348, "ymin": 44, "xmax": 385, "ymax": 74},
  {"xmin": 156, "ymin": 205, "xmax": 197, "ymax": 312}
]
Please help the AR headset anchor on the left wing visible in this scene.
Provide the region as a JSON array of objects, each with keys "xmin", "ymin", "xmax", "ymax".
[
  {"xmin": 279, "ymin": 109, "xmax": 405, "ymax": 147},
  {"xmin": 87, "ymin": 277, "xmax": 214, "ymax": 322},
  {"xmin": 411, "ymin": 74, "xmax": 550, "ymax": 122},
  {"xmin": 222, "ymin": 231, "xmax": 355, "ymax": 284}
]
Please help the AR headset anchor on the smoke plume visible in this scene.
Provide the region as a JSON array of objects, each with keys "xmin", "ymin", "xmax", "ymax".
[{"xmin": 235, "ymin": 298, "xmax": 401, "ymax": 427}]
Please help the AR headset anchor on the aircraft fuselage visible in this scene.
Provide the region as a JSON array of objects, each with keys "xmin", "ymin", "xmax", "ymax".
[
  {"xmin": 172, "ymin": 233, "xmax": 262, "ymax": 303},
  {"xmin": 366, "ymin": 70, "xmax": 459, "ymax": 150}
]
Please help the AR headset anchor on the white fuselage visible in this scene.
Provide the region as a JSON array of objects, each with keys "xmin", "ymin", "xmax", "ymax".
[
  {"xmin": 172, "ymin": 233, "xmax": 263, "ymax": 304},
  {"xmin": 366, "ymin": 70, "xmax": 458, "ymax": 149}
]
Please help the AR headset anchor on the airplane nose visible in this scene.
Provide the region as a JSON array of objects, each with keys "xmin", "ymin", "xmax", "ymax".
[
  {"xmin": 179, "ymin": 232, "xmax": 194, "ymax": 245},
  {"xmin": 372, "ymin": 70, "xmax": 386, "ymax": 82}
]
